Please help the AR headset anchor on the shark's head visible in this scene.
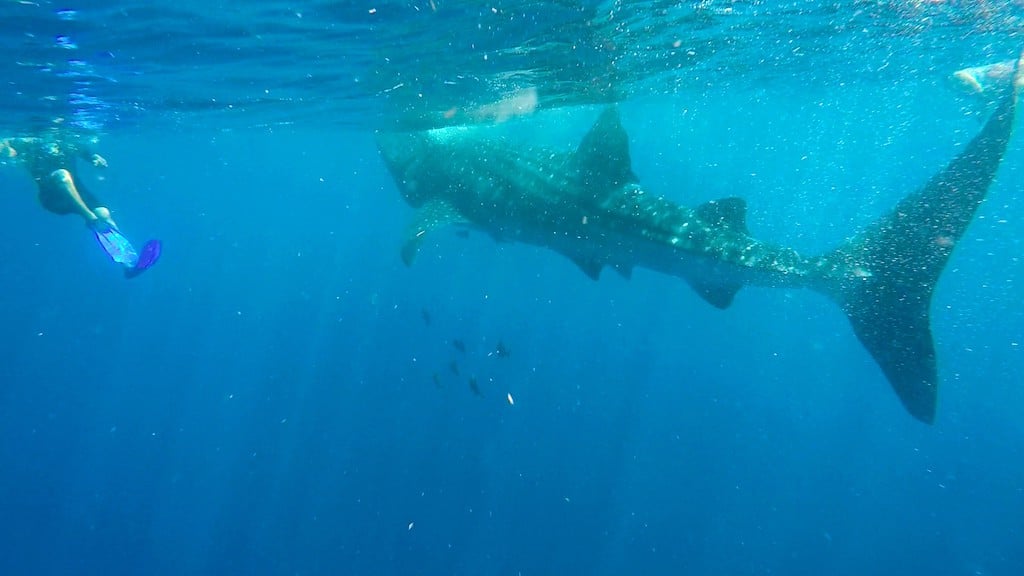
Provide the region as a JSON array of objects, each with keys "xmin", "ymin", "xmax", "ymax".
[
  {"xmin": 377, "ymin": 127, "xmax": 477, "ymax": 207},
  {"xmin": 376, "ymin": 130, "xmax": 441, "ymax": 207},
  {"xmin": 376, "ymin": 130, "xmax": 423, "ymax": 174}
]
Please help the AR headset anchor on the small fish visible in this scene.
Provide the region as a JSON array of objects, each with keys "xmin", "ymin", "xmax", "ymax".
[
  {"xmin": 494, "ymin": 340, "xmax": 510, "ymax": 358},
  {"xmin": 468, "ymin": 376, "xmax": 483, "ymax": 397},
  {"xmin": 451, "ymin": 339, "xmax": 466, "ymax": 353},
  {"xmin": 449, "ymin": 360, "xmax": 460, "ymax": 376},
  {"xmin": 432, "ymin": 372, "xmax": 443, "ymax": 388},
  {"xmin": 421, "ymin": 308, "xmax": 432, "ymax": 325}
]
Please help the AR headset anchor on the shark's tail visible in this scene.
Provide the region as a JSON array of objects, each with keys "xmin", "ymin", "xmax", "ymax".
[{"xmin": 820, "ymin": 58, "xmax": 1021, "ymax": 423}]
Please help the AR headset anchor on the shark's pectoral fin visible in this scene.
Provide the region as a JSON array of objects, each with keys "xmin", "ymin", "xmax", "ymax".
[
  {"xmin": 401, "ymin": 237, "xmax": 423, "ymax": 266},
  {"xmin": 401, "ymin": 199, "xmax": 467, "ymax": 266},
  {"xmin": 571, "ymin": 256, "xmax": 604, "ymax": 281},
  {"xmin": 685, "ymin": 276, "xmax": 743, "ymax": 309},
  {"xmin": 696, "ymin": 197, "xmax": 750, "ymax": 235}
]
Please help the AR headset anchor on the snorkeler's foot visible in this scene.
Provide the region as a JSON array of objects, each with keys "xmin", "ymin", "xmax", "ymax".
[
  {"xmin": 952, "ymin": 69, "xmax": 985, "ymax": 94},
  {"xmin": 86, "ymin": 216, "xmax": 113, "ymax": 233},
  {"xmin": 93, "ymin": 206, "xmax": 118, "ymax": 230},
  {"xmin": 951, "ymin": 60, "xmax": 1016, "ymax": 96},
  {"xmin": 1015, "ymin": 49, "xmax": 1024, "ymax": 94},
  {"xmin": 85, "ymin": 212, "xmax": 119, "ymax": 234}
]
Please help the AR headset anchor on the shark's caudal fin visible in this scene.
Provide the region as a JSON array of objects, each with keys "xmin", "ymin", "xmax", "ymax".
[{"xmin": 823, "ymin": 66, "xmax": 1020, "ymax": 424}]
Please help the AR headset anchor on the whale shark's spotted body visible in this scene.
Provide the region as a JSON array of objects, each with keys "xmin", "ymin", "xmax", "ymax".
[{"xmin": 378, "ymin": 78, "xmax": 1020, "ymax": 423}]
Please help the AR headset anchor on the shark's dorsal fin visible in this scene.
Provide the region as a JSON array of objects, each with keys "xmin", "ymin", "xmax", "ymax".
[
  {"xmin": 401, "ymin": 199, "xmax": 466, "ymax": 265},
  {"xmin": 573, "ymin": 108, "xmax": 637, "ymax": 197},
  {"xmin": 696, "ymin": 198, "xmax": 749, "ymax": 235},
  {"xmin": 685, "ymin": 276, "xmax": 743, "ymax": 309}
]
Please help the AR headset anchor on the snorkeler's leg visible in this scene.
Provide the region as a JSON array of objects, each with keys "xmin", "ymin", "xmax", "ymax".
[
  {"xmin": 49, "ymin": 169, "xmax": 99, "ymax": 222},
  {"xmin": 44, "ymin": 168, "xmax": 160, "ymax": 277}
]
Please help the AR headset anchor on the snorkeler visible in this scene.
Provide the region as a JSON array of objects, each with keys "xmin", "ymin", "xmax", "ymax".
[{"xmin": 1, "ymin": 134, "xmax": 160, "ymax": 278}]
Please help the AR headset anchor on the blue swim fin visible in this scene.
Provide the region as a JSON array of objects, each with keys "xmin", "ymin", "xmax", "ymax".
[
  {"xmin": 90, "ymin": 220, "xmax": 139, "ymax": 268},
  {"xmin": 124, "ymin": 239, "xmax": 161, "ymax": 279}
]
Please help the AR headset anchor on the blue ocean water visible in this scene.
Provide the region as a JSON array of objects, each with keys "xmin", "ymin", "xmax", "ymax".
[{"xmin": 2, "ymin": 2, "xmax": 1023, "ymax": 575}]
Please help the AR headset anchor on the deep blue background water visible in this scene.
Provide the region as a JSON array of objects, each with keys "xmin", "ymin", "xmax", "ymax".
[{"xmin": 2, "ymin": 83, "xmax": 1023, "ymax": 574}]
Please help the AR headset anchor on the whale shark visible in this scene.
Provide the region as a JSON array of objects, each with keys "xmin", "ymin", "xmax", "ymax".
[{"xmin": 376, "ymin": 71, "xmax": 1020, "ymax": 424}]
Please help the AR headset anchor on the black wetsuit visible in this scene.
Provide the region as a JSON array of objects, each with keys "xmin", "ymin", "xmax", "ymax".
[{"xmin": 15, "ymin": 137, "xmax": 102, "ymax": 216}]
